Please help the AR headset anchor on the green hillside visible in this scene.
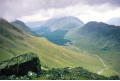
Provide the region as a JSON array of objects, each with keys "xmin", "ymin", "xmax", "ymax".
[
  {"xmin": 0, "ymin": 19, "xmax": 106, "ymax": 76},
  {"xmin": 0, "ymin": 53, "xmax": 118, "ymax": 80},
  {"xmin": 65, "ymin": 21, "xmax": 120, "ymax": 76}
]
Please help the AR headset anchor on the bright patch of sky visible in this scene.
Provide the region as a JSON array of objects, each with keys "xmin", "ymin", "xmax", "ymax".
[
  {"xmin": 19, "ymin": 3, "xmax": 120, "ymax": 23},
  {"xmin": 1, "ymin": 0, "xmax": 120, "ymax": 23}
]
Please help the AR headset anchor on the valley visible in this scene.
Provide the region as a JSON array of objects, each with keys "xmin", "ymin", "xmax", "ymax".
[
  {"xmin": 0, "ymin": 18, "xmax": 120, "ymax": 79},
  {"xmin": 0, "ymin": 0, "xmax": 120, "ymax": 80},
  {"xmin": 28, "ymin": 18, "xmax": 120, "ymax": 77},
  {"xmin": 64, "ymin": 22, "xmax": 120, "ymax": 76},
  {"xmin": 0, "ymin": 19, "xmax": 108, "ymax": 79}
]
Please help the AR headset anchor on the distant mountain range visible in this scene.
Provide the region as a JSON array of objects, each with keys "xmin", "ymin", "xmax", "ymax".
[
  {"xmin": 26, "ymin": 16, "xmax": 83, "ymax": 30},
  {"xmin": 0, "ymin": 18, "xmax": 120, "ymax": 78},
  {"xmin": 26, "ymin": 17, "xmax": 120, "ymax": 75},
  {"xmin": 27, "ymin": 16, "xmax": 84, "ymax": 45},
  {"xmin": 30, "ymin": 16, "xmax": 83, "ymax": 32}
]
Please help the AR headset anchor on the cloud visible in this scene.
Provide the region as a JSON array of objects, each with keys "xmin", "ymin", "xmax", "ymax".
[
  {"xmin": 19, "ymin": 3, "xmax": 120, "ymax": 23},
  {"xmin": 80, "ymin": 0, "xmax": 120, "ymax": 7},
  {"xmin": 0, "ymin": 0, "xmax": 120, "ymax": 21},
  {"xmin": 0, "ymin": 0, "xmax": 82, "ymax": 20}
]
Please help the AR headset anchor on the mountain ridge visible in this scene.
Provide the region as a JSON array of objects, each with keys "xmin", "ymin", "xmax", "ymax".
[
  {"xmin": 29, "ymin": 16, "xmax": 84, "ymax": 45},
  {"xmin": 0, "ymin": 19, "xmax": 105, "ymax": 76},
  {"xmin": 65, "ymin": 21, "xmax": 120, "ymax": 76}
]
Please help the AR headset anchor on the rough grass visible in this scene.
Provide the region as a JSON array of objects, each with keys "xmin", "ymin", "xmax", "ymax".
[
  {"xmin": 27, "ymin": 37, "xmax": 103, "ymax": 73},
  {"xmin": 63, "ymin": 43, "xmax": 120, "ymax": 77},
  {"xmin": 65, "ymin": 23, "xmax": 120, "ymax": 77},
  {"xmin": 0, "ymin": 35, "xmax": 103, "ymax": 74},
  {"xmin": 0, "ymin": 21, "xmax": 115, "ymax": 77}
]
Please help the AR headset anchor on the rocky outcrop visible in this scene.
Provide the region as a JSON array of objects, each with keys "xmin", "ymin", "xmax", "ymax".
[{"xmin": 0, "ymin": 52, "xmax": 41, "ymax": 76}]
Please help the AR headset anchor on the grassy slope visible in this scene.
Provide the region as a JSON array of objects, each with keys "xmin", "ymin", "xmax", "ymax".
[
  {"xmin": 0, "ymin": 20, "xmax": 104, "ymax": 75},
  {"xmin": 0, "ymin": 34, "xmax": 104, "ymax": 73},
  {"xmin": 27, "ymin": 37, "xmax": 103, "ymax": 72},
  {"xmin": 65, "ymin": 23, "xmax": 120, "ymax": 76},
  {"xmin": 64, "ymin": 42, "xmax": 120, "ymax": 76},
  {"xmin": 63, "ymin": 44, "xmax": 119, "ymax": 76}
]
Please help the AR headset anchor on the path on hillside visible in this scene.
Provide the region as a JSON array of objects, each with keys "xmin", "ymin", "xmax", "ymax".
[
  {"xmin": 64, "ymin": 44, "xmax": 108, "ymax": 75},
  {"xmin": 94, "ymin": 55, "xmax": 107, "ymax": 75}
]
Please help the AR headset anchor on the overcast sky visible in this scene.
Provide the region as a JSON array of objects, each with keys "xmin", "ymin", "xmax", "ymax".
[{"xmin": 0, "ymin": 0, "xmax": 120, "ymax": 23}]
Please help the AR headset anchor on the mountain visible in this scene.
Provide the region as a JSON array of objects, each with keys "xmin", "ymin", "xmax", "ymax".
[
  {"xmin": 32, "ymin": 16, "xmax": 83, "ymax": 32},
  {"xmin": 0, "ymin": 19, "xmax": 105, "ymax": 76},
  {"xmin": 12, "ymin": 20, "xmax": 32, "ymax": 33},
  {"xmin": 26, "ymin": 21, "xmax": 45, "ymax": 28},
  {"xmin": 12, "ymin": 20, "xmax": 38, "ymax": 36},
  {"xmin": 107, "ymin": 17, "xmax": 120, "ymax": 26},
  {"xmin": 29, "ymin": 16, "xmax": 84, "ymax": 45},
  {"xmin": 66, "ymin": 21, "xmax": 120, "ymax": 50},
  {"xmin": 65, "ymin": 21, "xmax": 120, "ymax": 76}
]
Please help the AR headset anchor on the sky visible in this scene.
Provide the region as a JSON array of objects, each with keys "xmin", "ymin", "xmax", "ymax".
[{"xmin": 0, "ymin": 0, "xmax": 120, "ymax": 23}]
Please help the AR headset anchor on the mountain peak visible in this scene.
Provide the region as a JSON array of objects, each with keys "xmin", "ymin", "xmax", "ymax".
[
  {"xmin": 0, "ymin": 18, "xmax": 9, "ymax": 23},
  {"xmin": 86, "ymin": 21, "xmax": 107, "ymax": 26},
  {"xmin": 12, "ymin": 20, "xmax": 27, "ymax": 27},
  {"xmin": 56, "ymin": 16, "xmax": 84, "ymax": 24},
  {"xmin": 85, "ymin": 21, "xmax": 120, "ymax": 29}
]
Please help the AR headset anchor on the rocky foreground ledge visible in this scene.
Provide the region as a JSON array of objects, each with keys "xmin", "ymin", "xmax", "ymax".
[{"xmin": 0, "ymin": 52, "xmax": 41, "ymax": 76}]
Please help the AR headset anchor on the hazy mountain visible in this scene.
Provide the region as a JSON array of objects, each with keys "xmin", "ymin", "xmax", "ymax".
[
  {"xmin": 107, "ymin": 17, "xmax": 120, "ymax": 26},
  {"xmin": 12, "ymin": 20, "xmax": 32, "ymax": 33},
  {"xmin": 32, "ymin": 16, "xmax": 83, "ymax": 32},
  {"xmin": 26, "ymin": 21, "xmax": 45, "ymax": 28},
  {"xmin": 29, "ymin": 16, "xmax": 84, "ymax": 45},
  {"xmin": 12, "ymin": 20, "xmax": 39, "ymax": 36}
]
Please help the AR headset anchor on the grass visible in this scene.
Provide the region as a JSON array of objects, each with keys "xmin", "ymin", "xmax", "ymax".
[
  {"xmin": 0, "ymin": 34, "xmax": 104, "ymax": 74},
  {"xmin": 33, "ymin": 67, "xmax": 114, "ymax": 80},
  {"xmin": 0, "ymin": 20, "xmax": 117, "ymax": 78},
  {"xmin": 26, "ymin": 37, "xmax": 103, "ymax": 73},
  {"xmin": 63, "ymin": 42, "xmax": 120, "ymax": 77},
  {"xmin": 65, "ymin": 28, "xmax": 120, "ymax": 77}
]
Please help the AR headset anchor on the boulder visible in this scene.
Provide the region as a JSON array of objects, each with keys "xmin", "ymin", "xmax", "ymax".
[{"xmin": 0, "ymin": 52, "xmax": 41, "ymax": 76}]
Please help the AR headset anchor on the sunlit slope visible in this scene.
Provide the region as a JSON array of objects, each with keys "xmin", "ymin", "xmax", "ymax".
[
  {"xmin": 0, "ymin": 19, "xmax": 30, "ymax": 60},
  {"xmin": 26, "ymin": 37, "xmax": 103, "ymax": 72},
  {"xmin": 0, "ymin": 19, "xmax": 103, "ymax": 74},
  {"xmin": 65, "ymin": 21, "xmax": 120, "ymax": 76},
  {"xmin": 0, "ymin": 34, "xmax": 104, "ymax": 73}
]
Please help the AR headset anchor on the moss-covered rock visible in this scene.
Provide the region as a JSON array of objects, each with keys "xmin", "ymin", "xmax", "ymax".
[{"xmin": 0, "ymin": 52, "xmax": 41, "ymax": 76}]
